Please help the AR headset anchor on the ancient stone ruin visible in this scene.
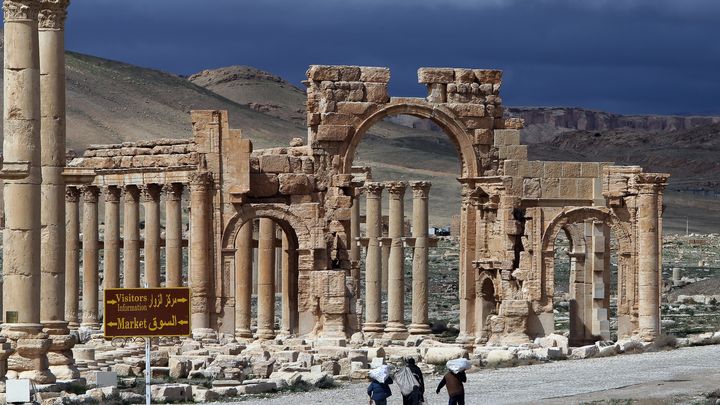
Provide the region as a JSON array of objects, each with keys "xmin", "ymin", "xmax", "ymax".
[{"xmin": 0, "ymin": 0, "xmax": 670, "ymax": 394}]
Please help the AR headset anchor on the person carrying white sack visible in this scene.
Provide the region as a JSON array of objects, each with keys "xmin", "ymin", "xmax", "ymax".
[
  {"xmin": 436, "ymin": 358, "xmax": 470, "ymax": 405},
  {"xmin": 367, "ymin": 364, "xmax": 394, "ymax": 405}
]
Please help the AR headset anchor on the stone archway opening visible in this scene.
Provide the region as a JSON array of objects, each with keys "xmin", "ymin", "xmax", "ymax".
[
  {"xmin": 476, "ymin": 275, "xmax": 497, "ymax": 343},
  {"xmin": 232, "ymin": 216, "xmax": 300, "ymax": 339},
  {"xmin": 350, "ymin": 111, "xmax": 466, "ymax": 340}
]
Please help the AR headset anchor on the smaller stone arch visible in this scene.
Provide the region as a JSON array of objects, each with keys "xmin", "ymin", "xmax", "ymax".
[
  {"xmin": 539, "ymin": 206, "xmax": 636, "ymax": 341},
  {"xmin": 222, "ymin": 203, "xmax": 314, "ymax": 252},
  {"xmin": 340, "ymin": 100, "xmax": 480, "ymax": 178},
  {"xmin": 475, "ymin": 272, "xmax": 499, "ymax": 341}
]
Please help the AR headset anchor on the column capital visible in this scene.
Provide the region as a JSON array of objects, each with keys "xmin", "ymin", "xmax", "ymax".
[
  {"xmin": 636, "ymin": 173, "xmax": 670, "ymax": 195},
  {"xmin": 364, "ymin": 181, "xmax": 384, "ymax": 197},
  {"xmin": 38, "ymin": 0, "xmax": 69, "ymax": 30},
  {"xmin": 140, "ymin": 183, "xmax": 161, "ymax": 202},
  {"xmin": 122, "ymin": 184, "xmax": 140, "ymax": 202},
  {"xmin": 104, "ymin": 185, "xmax": 121, "ymax": 203},
  {"xmin": 189, "ymin": 171, "xmax": 212, "ymax": 192},
  {"xmin": 384, "ymin": 181, "xmax": 407, "ymax": 198},
  {"xmin": 3, "ymin": 0, "xmax": 40, "ymax": 22},
  {"xmin": 80, "ymin": 185, "xmax": 99, "ymax": 203},
  {"xmin": 163, "ymin": 183, "xmax": 184, "ymax": 201},
  {"xmin": 410, "ymin": 181, "xmax": 431, "ymax": 198},
  {"xmin": 65, "ymin": 186, "xmax": 80, "ymax": 202}
]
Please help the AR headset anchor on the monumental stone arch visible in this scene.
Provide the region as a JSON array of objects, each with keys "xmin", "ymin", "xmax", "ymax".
[{"xmin": 0, "ymin": 16, "xmax": 674, "ymax": 380}]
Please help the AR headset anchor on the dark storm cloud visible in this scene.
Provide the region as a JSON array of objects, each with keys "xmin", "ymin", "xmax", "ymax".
[{"xmin": 49, "ymin": 0, "xmax": 720, "ymax": 114}]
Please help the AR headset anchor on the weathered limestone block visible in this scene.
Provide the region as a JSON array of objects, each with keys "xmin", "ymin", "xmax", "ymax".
[
  {"xmin": 278, "ymin": 174, "xmax": 313, "ymax": 195},
  {"xmin": 236, "ymin": 382, "xmax": 277, "ymax": 394},
  {"xmin": 473, "ymin": 69, "xmax": 502, "ymax": 84},
  {"xmin": 248, "ymin": 173, "xmax": 279, "ymax": 197},
  {"xmin": 193, "ymin": 387, "xmax": 221, "ymax": 403},
  {"xmin": 316, "ymin": 125, "xmax": 354, "ymax": 142},
  {"xmin": 360, "ymin": 67, "xmax": 390, "ymax": 83},
  {"xmin": 570, "ymin": 344, "xmax": 599, "ymax": 359},
  {"xmin": 423, "ymin": 347, "xmax": 468, "ymax": 365},
  {"xmin": 364, "ymin": 83, "xmax": 389, "ymax": 103},
  {"xmin": 485, "ymin": 350, "xmax": 516, "ymax": 368},
  {"xmin": 520, "ymin": 178, "xmax": 542, "ymax": 199},
  {"xmin": 150, "ymin": 384, "xmax": 192, "ymax": 402},
  {"xmin": 418, "ymin": 67, "xmax": 455, "ymax": 84},
  {"xmin": 535, "ymin": 333, "xmax": 569, "ymax": 354},
  {"xmin": 307, "ymin": 65, "xmax": 340, "ymax": 81},
  {"xmin": 270, "ymin": 370, "xmax": 303, "ymax": 387},
  {"xmin": 454, "ymin": 68, "xmax": 476, "ymax": 83},
  {"xmin": 448, "ymin": 103, "xmax": 486, "ymax": 117},
  {"xmin": 259, "ymin": 155, "xmax": 290, "ymax": 173}
]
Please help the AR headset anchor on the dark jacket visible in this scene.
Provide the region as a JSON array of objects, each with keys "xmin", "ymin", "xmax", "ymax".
[
  {"xmin": 407, "ymin": 363, "xmax": 425, "ymax": 393},
  {"xmin": 367, "ymin": 377, "xmax": 393, "ymax": 401},
  {"xmin": 436, "ymin": 371, "xmax": 466, "ymax": 397}
]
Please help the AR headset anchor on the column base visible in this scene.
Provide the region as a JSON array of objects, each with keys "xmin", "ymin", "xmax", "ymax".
[
  {"xmin": 234, "ymin": 328, "xmax": 253, "ymax": 339},
  {"xmin": 43, "ymin": 321, "xmax": 80, "ymax": 381},
  {"xmin": 362, "ymin": 322, "xmax": 385, "ymax": 337},
  {"xmin": 1, "ymin": 323, "xmax": 55, "ymax": 384},
  {"xmin": 192, "ymin": 328, "xmax": 218, "ymax": 343},
  {"xmin": 408, "ymin": 323, "xmax": 433, "ymax": 335},
  {"xmin": 254, "ymin": 329, "xmax": 276, "ymax": 340},
  {"xmin": 67, "ymin": 321, "xmax": 80, "ymax": 330},
  {"xmin": 383, "ymin": 322, "xmax": 408, "ymax": 340}
]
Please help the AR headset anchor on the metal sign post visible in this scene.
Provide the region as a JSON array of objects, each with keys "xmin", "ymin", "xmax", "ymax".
[
  {"xmin": 145, "ymin": 337, "xmax": 151, "ymax": 405},
  {"xmin": 103, "ymin": 285, "xmax": 191, "ymax": 405}
]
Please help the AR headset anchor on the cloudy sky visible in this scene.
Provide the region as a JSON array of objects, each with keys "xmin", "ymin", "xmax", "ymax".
[{"xmin": 56, "ymin": 0, "xmax": 720, "ymax": 115}]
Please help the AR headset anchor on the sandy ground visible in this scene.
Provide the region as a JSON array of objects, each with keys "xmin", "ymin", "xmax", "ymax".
[{"xmin": 218, "ymin": 345, "xmax": 720, "ymax": 405}]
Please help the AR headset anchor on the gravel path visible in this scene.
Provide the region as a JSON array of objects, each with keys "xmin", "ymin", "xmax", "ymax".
[{"xmin": 219, "ymin": 345, "xmax": 720, "ymax": 404}]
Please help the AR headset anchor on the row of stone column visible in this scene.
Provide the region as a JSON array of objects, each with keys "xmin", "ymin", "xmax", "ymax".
[
  {"xmin": 64, "ymin": 183, "xmax": 187, "ymax": 329},
  {"xmin": 235, "ymin": 218, "xmax": 298, "ymax": 340},
  {"xmin": 360, "ymin": 181, "xmax": 432, "ymax": 338}
]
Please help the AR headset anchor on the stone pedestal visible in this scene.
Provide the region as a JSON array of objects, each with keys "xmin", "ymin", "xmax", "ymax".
[
  {"xmin": 43, "ymin": 321, "xmax": 79, "ymax": 381},
  {"xmin": 362, "ymin": 183, "xmax": 384, "ymax": 335},
  {"xmin": 408, "ymin": 181, "xmax": 433, "ymax": 335},
  {"xmin": 142, "ymin": 184, "xmax": 161, "ymax": 287},
  {"xmin": 256, "ymin": 218, "xmax": 276, "ymax": 340},
  {"xmin": 2, "ymin": 324, "xmax": 54, "ymax": 383},
  {"xmin": 122, "ymin": 185, "xmax": 141, "ymax": 288},
  {"xmin": 164, "ymin": 183, "xmax": 184, "ymax": 287},
  {"xmin": 235, "ymin": 221, "xmax": 253, "ymax": 338},
  {"xmin": 384, "ymin": 181, "xmax": 408, "ymax": 339}
]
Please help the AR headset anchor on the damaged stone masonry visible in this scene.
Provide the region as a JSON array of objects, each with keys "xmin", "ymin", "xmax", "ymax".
[{"xmin": 0, "ymin": 0, "xmax": 670, "ymax": 393}]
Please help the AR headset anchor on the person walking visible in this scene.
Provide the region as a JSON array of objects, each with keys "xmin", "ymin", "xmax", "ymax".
[
  {"xmin": 436, "ymin": 368, "xmax": 467, "ymax": 405},
  {"xmin": 401, "ymin": 358, "xmax": 425, "ymax": 405},
  {"xmin": 367, "ymin": 374, "xmax": 393, "ymax": 405}
]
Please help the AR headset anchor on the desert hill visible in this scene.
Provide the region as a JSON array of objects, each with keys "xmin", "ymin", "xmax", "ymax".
[{"xmin": 0, "ymin": 41, "xmax": 717, "ymax": 232}]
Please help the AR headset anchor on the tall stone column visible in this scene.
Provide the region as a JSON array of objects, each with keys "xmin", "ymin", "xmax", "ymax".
[
  {"xmin": 362, "ymin": 182, "xmax": 384, "ymax": 335},
  {"xmin": 103, "ymin": 186, "xmax": 121, "ymax": 289},
  {"xmin": 256, "ymin": 218, "xmax": 276, "ymax": 340},
  {"xmin": 189, "ymin": 172, "xmax": 214, "ymax": 337},
  {"xmin": 39, "ymin": 0, "xmax": 69, "ymax": 332},
  {"xmin": 384, "ymin": 181, "xmax": 408, "ymax": 339},
  {"xmin": 64, "ymin": 186, "xmax": 80, "ymax": 329},
  {"xmin": 350, "ymin": 189, "xmax": 361, "ymax": 262},
  {"xmin": 281, "ymin": 231, "xmax": 298, "ymax": 335},
  {"xmin": 234, "ymin": 221, "xmax": 253, "ymax": 338},
  {"xmin": 409, "ymin": 181, "xmax": 432, "ymax": 335},
  {"xmin": 164, "ymin": 183, "xmax": 183, "ymax": 287},
  {"xmin": 122, "ymin": 185, "xmax": 140, "ymax": 288},
  {"xmin": 637, "ymin": 175, "xmax": 666, "ymax": 340},
  {"xmin": 81, "ymin": 185, "xmax": 100, "ymax": 330},
  {"xmin": 141, "ymin": 184, "xmax": 161, "ymax": 287},
  {"xmin": 1, "ymin": 0, "xmax": 54, "ymax": 383}
]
